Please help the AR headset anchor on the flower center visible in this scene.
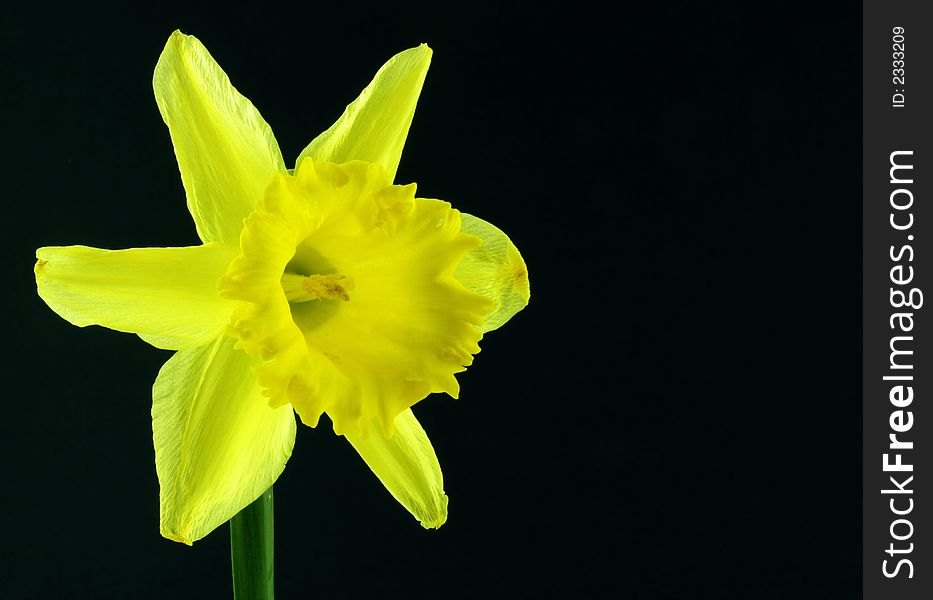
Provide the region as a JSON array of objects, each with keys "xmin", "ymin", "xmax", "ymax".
[
  {"xmin": 281, "ymin": 272, "xmax": 352, "ymax": 303},
  {"xmin": 219, "ymin": 158, "xmax": 492, "ymax": 435}
]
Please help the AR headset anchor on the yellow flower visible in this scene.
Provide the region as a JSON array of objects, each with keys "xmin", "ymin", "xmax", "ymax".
[{"xmin": 33, "ymin": 31, "xmax": 529, "ymax": 544}]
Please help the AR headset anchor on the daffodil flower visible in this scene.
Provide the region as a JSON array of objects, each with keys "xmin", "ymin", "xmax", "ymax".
[{"xmin": 34, "ymin": 31, "xmax": 529, "ymax": 545}]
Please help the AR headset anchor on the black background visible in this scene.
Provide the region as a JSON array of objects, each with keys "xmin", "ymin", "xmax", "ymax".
[{"xmin": 3, "ymin": 3, "xmax": 859, "ymax": 598}]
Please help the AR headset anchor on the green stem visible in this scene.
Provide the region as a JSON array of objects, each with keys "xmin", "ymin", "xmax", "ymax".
[{"xmin": 230, "ymin": 486, "xmax": 275, "ymax": 600}]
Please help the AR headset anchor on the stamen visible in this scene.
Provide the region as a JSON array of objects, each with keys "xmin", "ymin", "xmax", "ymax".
[{"xmin": 281, "ymin": 272, "xmax": 352, "ymax": 303}]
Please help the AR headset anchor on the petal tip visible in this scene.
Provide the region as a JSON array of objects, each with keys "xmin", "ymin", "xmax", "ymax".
[
  {"xmin": 34, "ymin": 258, "xmax": 47, "ymax": 282},
  {"xmin": 419, "ymin": 493, "xmax": 449, "ymax": 529},
  {"xmin": 163, "ymin": 30, "xmax": 190, "ymax": 55},
  {"xmin": 161, "ymin": 528, "xmax": 195, "ymax": 546}
]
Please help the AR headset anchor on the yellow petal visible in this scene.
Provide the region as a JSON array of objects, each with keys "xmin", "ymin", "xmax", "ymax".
[
  {"xmin": 344, "ymin": 409, "xmax": 447, "ymax": 528},
  {"xmin": 153, "ymin": 335, "xmax": 296, "ymax": 545},
  {"xmin": 296, "ymin": 45, "xmax": 432, "ymax": 182},
  {"xmin": 219, "ymin": 159, "xmax": 493, "ymax": 435},
  {"xmin": 154, "ymin": 31, "xmax": 285, "ymax": 245},
  {"xmin": 35, "ymin": 243, "xmax": 237, "ymax": 350},
  {"xmin": 454, "ymin": 213, "xmax": 530, "ymax": 332}
]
